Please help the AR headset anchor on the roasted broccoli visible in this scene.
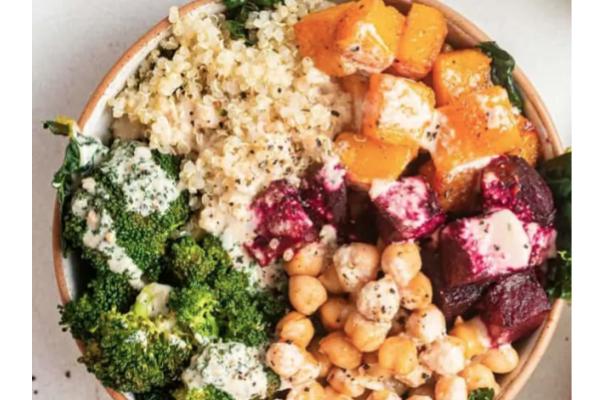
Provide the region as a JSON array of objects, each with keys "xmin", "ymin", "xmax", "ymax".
[
  {"xmin": 168, "ymin": 285, "xmax": 219, "ymax": 341},
  {"xmin": 166, "ymin": 236, "xmax": 220, "ymax": 286},
  {"xmin": 80, "ymin": 309, "xmax": 193, "ymax": 394},
  {"xmin": 59, "ymin": 270, "xmax": 137, "ymax": 340},
  {"xmin": 172, "ymin": 385, "xmax": 233, "ymax": 400},
  {"xmin": 62, "ymin": 139, "xmax": 190, "ymax": 282}
]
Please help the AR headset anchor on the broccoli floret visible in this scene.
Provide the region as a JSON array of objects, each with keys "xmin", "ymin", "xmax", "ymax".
[
  {"xmin": 133, "ymin": 283, "xmax": 173, "ymax": 319},
  {"xmin": 62, "ymin": 140, "xmax": 190, "ymax": 282},
  {"xmin": 80, "ymin": 309, "xmax": 192, "ymax": 394},
  {"xmin": 212, "ymin": 267, "xmax": 285, "ymax": 347},
  {"xmin": 168, "ymin": 285, "xmax": 219, "ymax": 341},
  {"xmin": 167, "ymin": 237, "xmax": 217, "ymax": 286},
  {"xmin": 172, "ymin": 385, "xmax": 233, "ymax": 400},
  {"xmin": 60, "ymin": 271, "xmax": 136, "ymax": 340}
]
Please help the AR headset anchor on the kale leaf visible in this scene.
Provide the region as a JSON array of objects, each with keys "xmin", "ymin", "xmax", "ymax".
[
  {"xmin": 223, "ymin": 0, "xmax": 281, "ymax": 42},
  {"xmin": 478, "ymin": 41, "xmax": 524, "ymax": 112},
  {"xmin": 539, "ymin": 151, "xmax": 572, "ymax": 300},
  {"xmin": 468, "ymin": 388, "xmax": 495, "ymax": 400}
]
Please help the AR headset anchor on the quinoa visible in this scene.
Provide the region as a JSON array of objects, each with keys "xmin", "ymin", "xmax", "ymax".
[{"xmin": 108, "ymin": 0, "xmax": 352, "ymax": 279}]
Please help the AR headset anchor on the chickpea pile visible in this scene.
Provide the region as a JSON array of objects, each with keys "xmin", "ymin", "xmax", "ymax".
[{"xmin": 266, "ymin": 240, "xmax": 520, "ymax": 400}]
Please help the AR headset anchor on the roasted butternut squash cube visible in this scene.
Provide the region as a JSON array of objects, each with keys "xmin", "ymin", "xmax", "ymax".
[
  {"xmin": 341, "ymin": 74, "xmax": 370, "ymax": 130},
  {"xmin": 432, "ymin": 86, "xmax": 522, "ymax": 177},
  {"xmin": 335, "ymin": 132, "xmax": 418, "ymax": 187},
  {"xmin": 390, "ymin": 3, "xmax": 448, "ymax": 79},
  {"xmin": 335, "ymin": 0, "xmax": 405, "ymax": 74},
  {"xmin": 420, "ymin": 159, "xmax": 481, "ymax": 213},
  {"xmin": 294, "ymin": 2, "xmax": 356, "ymax": 77},
  {"xmin": 432, "ymin": 49, "xmax": 493, "ymax": 106},
  {"xmin": 361, "ymin": 73, "xmax": 437, "ymax": 149},
  {"xmin": 509, "ymin": 116, "xmax": 541, "ymax": 166}
]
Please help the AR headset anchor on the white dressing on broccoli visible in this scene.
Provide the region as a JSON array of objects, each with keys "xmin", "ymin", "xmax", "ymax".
[
  {"xmin": 182, "ymin": 342, "xmax": 268, "ymax": 400},
  {"xmin": 81, "ymin": 210, "xmax": 145, "ymax": 289},
  {"xmin": 133, "ymin": 283, "xmax": 172, "ymax": 318},
  {"xmin": 101, "ymin": 143, "xmax": 180, "ymax": 217}
]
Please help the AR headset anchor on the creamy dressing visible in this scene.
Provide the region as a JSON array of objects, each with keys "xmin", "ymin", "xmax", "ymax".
[
  {"xmin": 182, "ymin": 342, "xmax": 268, "ymax": 400},
  {"xmin": 75, "ymin": 135, "xmax": 109, "ymax": 169},
  {"xmin": 101, "ymin": 143, "xmax": 180, "ymax": 217},
  {"xmin": 378, "ymin": 75, "xmax": 434, "ymax": 141}
]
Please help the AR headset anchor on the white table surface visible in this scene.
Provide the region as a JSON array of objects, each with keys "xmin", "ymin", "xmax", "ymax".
[{"xmin": 32, "ymin": 0, "xmax": 571, "ymax": 398}]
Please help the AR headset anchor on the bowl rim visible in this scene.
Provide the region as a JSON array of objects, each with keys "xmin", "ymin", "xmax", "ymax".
[{"xmin": 51, "ymin": 1, "xmax": 566, "ymax": 399}]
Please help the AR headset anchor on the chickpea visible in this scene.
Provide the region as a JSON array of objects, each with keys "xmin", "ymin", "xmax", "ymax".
[
  {"xmin": 395, "ymin": 363, "xmax": 432, "ymax": 388},
  {"xmin": 344, "ymin": 310, "xmax": 391, "ymax": 352},
  {"xmin": 378, "ymin": 336, "xmax": 418, "ymax": 375},
  {"xmin": 276, "ymin": 311, "xmax": 315, "ymax": 348},
  {"xmin": 289, "ymin": 351, "xmax": 321, "ymax": 387},
  {"xmin": 458, "ymin": 363, "xmax": 497, "ymax": 392},
  {"xmin": 324, "ymin": 386, "xmax": 353, "ymax": 400},
  {"xmin": 319, "ymin": 264, "xmax": 346, "ymax": 294},
  {"xmin": 356, "ymin": 275, "xmax": 400, "ymax": 322},
  {"xmin": 434, "ymin": 375, "xmax": 467, "ymax": 400},
  {"xmin": 399, "ymin": 272, "xmax": 433, "ymax": 310},
  {"xmin": 327, "ymin": 367, "xmax": 366, "ymax": 397},
  {"xmin": 285, "ymin": 242, "xmax": 328, "ymax": 277},
  {"xmin": 287, "ymin": 381, "xmax": 325, "ymax": 400},
  {"xmin": 319, "ymin": 297, "xmax": 352, "ymax": 331},
  {"xmin": 406, "ymin": 304, "xmax": 446, "ymax": 344},
  {"xmin": 449, "ymin": 317, "xmax": 491, "ymax": 359},
  {"xmin": 480, "ymin": 344, "xmax": 519, "ymax": 374},
  {"xmin": 358, "ymin": 363, "xmax": 394, "ymax": 391},
  {"xmin": 420, "ymin": 336, "xmax": 466, "ymax": 376},
  {"xmin": 289, "ymin": 275, "xmax": 328, "ymax": 315},
  {"xmin": 333, "ymin": 243, "xmax": 380, "ymax": 292},
  {"xmin": 266, "ymin": 342, "xmax": 305, "ymax": 378},
  {"xmin": 381, "ymin": 242, "xmax": 422, "ymax": 287},
  {"xmin": 308, "ymin": 341, "xmax": 332, "ymax": 378},
  {"xmin": 319, "ymin": 331, "xmax": 362, "ymax": 369},
  {"xmin": 368, "ymin": 389, "xmax": 402, "ymax": 400}
]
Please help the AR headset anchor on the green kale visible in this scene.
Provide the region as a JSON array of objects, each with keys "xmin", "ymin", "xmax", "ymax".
[
  {"xmin": 80, "ymin": 309, "xmax": 193, "ymax": 394},
  {"xmin": 468, "ymin": 388, "xmax": 495, "ymax": 400},
  {"xmin": 172, "ymin": 386, "xmax": 234, "ymax": 400},
  {"xmin": 44, "ymin": 117, "xmax": 109, "ymax": 253},
  {"xmin": 539, "ymin": 151, "xmax": 572, "ymax": 300},
  {"xmin": 478, "ymin": 41, "xmax": 524, "ymax": 112},
  {"xmin": 59, "ymin": 270, "xmax": 137, "ymax": 340}
]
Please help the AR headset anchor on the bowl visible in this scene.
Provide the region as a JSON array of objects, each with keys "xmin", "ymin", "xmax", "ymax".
[{"xmin": 51, "ymin": 1, "xmax": 565, "ymax": 399}]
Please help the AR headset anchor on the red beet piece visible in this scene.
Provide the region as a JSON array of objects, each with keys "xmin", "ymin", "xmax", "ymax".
[
  {"xmin": 369, "ymin": 177, "xmax": 445, "ymax": 243},
  {"xmin": 300, "ymin": 160, "xmax": 348, "ymax": 230},
  {"xmin": 440, "ymin": 209, "xmax": 533, "ymax": 287},
  {"xmin": 422, "ymin": 250, "xmax": 489, "ymax": 321},
  {"xmin": 482, "ymin": 155, "xmax": 555, "ymax": 226},
  {"xmin": 245, "ymin": 180, "xmax": 317, "ymax": 266},
  {"xmin": 524, "ymin": 222, "xmax": 557, "ymax": 266},
  {"xmin": 478, "ymin": 271, "xmax": 551, "ymax": 345}
]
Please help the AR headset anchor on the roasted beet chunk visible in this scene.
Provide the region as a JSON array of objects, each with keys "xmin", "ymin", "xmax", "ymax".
[
  {"xmin": 482, "ymin": 155, "xmax": 555, "ymax": 226},
  {"xmin": 440, "ymin": 209, "xmax": 532, "ymax": 287},
  {"xmin": 478, "ymin": 271, "xmax": 551, "ymax": 345},
  {"xmin": 370, "ymin": 177, "xmax": 445, "ymax": 243},
  {"xmin": 245, "ymin": 180, "xmax": 317, "ymax": 266},
  {"xmin": 300, "ymin": 160, "xmax": 348, "ymax": 229},
  {"xmin": 525, "ymin": 222, "xmax": 557, "ymax": 266},
  {"xmin": 422, "ymin": 250, "xmax": 489, "ymax": 321}
]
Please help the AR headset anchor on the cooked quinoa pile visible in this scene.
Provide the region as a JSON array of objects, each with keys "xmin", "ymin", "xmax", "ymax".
[{"xmin": 109, "ymin": 0, "xmax": 352, "ymax": 274}]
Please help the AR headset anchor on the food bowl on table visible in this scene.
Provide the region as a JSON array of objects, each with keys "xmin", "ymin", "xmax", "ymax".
[{"xmin": 51, "ymin": 1, "xmax": 566, "ymax": 399}]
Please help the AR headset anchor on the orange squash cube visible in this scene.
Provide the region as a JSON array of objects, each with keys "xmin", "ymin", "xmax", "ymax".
[
  {"xmin": 432, "ymin": 86, "xmax": 522, "ymax": 177},
  {"xmin": 509, "ymin": 116, "xmax": 541, "ymax": 166},
  {"xmin": 361, "ymin": 73, "xmax": 437, "ymax": 149},
  {"xmin": 420, "ymin": 160, "xmax": 481, "ymax": 213},
  {"xmin": 294, "ymin": 2, "xmax": 356, "ymax": 77},
  {"xmin": 432, "ymin": 49, "xmax": 493, "ymax": 106},
  {"xmin": 335, "ymin": 132, "xmax": 418, "ymax": 187},
  {"xmin": 335, "ymin": 0, "xmax": 405, "ymax": 74},
  {"xmin": 389, "ymin": 3, "xmax": 448, "ymax": 79}
]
